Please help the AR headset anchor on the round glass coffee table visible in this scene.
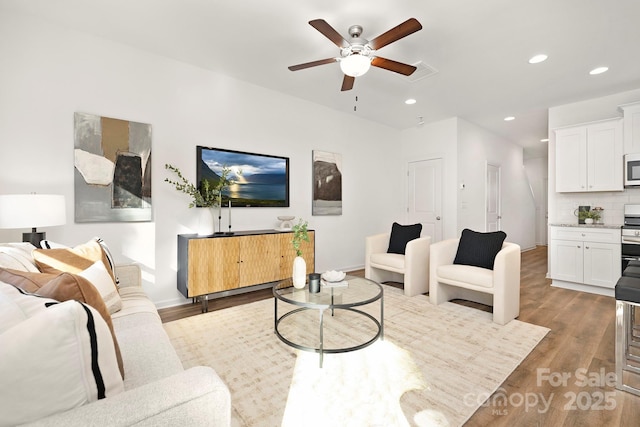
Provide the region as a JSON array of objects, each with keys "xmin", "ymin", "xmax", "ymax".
[{"xmin": 273, "ymin": 275, "xmax": 383, "ymax": 368}]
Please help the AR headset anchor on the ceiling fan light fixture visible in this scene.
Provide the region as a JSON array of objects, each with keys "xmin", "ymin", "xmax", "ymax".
[{"xmin": 340, "ymin": 54, "xmax": 372, "ymax": 77}]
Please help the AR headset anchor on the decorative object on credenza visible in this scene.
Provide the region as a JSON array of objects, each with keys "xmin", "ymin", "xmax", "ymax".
[
  {"xmin": 312, "ymin": 150, "xmax": 342, "ymax": 216},
  {"xmin": 225, "ymin": 200, "xmax": 234, "ymax": 235},
  {"xmin": 74, "ymin": 112, "xmax": 152, "ymax": 223},
  {"xmin": 196, "ymin": 207, "xmax": 215, "ymax": 236},
  {"xmin": 165, "ymin": 163, "xmax": 234, "ymax": 235},
  {"xmin": 0, "ymin": 194, "xmax": 66, "ymax": 246},
  {"xmin": 277, "ymin": 216, "xmax": 295, "ymax": 231},
  {"xmin": 291, "ymin": 219, "xmax": 310, "ymax": 289}
]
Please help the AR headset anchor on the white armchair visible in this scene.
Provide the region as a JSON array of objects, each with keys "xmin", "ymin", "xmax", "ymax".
[
  {"xmin": 365, "ymin": 233, "xmax": 431, "ymax": 296},
  {"xmin": 429, "ymin": 238, "xmax": 521, "ymax": 325}
]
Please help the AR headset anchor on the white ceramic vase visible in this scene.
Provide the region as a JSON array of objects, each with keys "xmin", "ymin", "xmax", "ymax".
[
  {"xmin": 292, "ymin": 256, "xmax": 306, "ymax": 289},
  {"xmin": 584, "ymin": 218, "xmax": 594, "ymax": 224},
  {"xmin": 197, "ymin": 207, "xmax": 215, "ymax": 236}
]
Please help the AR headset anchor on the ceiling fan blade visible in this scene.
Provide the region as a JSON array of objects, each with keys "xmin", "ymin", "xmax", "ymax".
[
  {"xmin": 341, "ymin": 75, "xmax": 355, "ymax": 91},
  {"xmin": 371, "ymin": 57, "xmax": 417, "ymax": 76},
  {"xmin": 288, "ymin": 57, "xmax": 337, "ymax": 71},
  {"xmin": 309, "ymin": 19, "xmax": 348, "ymax": 48},
  {"xmin": 369, "ymin": 18, "xmax": 422, "ymax": 50}
]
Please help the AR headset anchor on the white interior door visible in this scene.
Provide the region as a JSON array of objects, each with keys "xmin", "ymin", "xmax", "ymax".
[
  {"xmin": 486, "ymin": 163, "xmax": 501, "ymax": 231},
  {"xmin": 408, "ymin": 158, "xmax": 443, "ymax": 242}
]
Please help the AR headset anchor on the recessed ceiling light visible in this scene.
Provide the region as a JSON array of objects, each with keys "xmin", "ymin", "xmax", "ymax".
[
  {"xmin": 540, "ymin": 138, "xmax": 549, "ymax": 142},
  {"xmin": 504, "ymin": 116, "xmax": 515, "ymax": 121},
  {"xmin": 529, "ymin": 54, "xmax": 548, "ymax": 64},
  {"xmin": 405, "ymin": 98, "xmax": 417, "ymax": 105},
  {"xmin": 589, "ymin": 66, "xmax": 609, "ymax": 75}
]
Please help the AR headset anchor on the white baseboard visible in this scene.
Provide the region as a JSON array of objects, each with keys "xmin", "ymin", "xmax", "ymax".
[{"xmin": 550, "ymin": 279, "xmax": 614, "ymax": 297}]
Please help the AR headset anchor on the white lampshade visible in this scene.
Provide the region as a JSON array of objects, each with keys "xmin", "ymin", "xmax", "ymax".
[
  {"xmin": 0, "ymin": 194, "xmax": 66, "ymax": 229},
  {"xmin": 340, "ymin": 54, "xmax": 372, "ymax": 77}
]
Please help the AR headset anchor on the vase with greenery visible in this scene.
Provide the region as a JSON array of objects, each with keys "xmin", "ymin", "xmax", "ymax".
[
  {"xmin": 165, "ymin": 163, "xmax": 235, "ymax": 235},
  {"xmin": 291, "ymin": 219, "xmax": 309, "ymax": 289},
  {"xmin": 578, "ymin": 209, "xmax": 601, "ymax": 224}
]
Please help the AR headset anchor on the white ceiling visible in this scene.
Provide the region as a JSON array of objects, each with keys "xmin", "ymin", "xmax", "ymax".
[{"xmin": 4, "ymin": 0, "xmax": 640, "ymax": 158}]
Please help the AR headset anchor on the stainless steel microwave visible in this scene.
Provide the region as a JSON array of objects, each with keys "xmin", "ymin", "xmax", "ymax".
[{"xmin": 625, "ymin": 153, "xmax": 640, "ymax": 186}]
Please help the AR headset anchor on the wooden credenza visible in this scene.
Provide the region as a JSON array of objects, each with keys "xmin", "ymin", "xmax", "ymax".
[{"xmin": 177, "ymin": 229, "xmax": 315, "ymax": 302}]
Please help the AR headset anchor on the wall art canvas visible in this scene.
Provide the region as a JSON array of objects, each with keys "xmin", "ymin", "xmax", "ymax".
[
  {"xmin": 312, "ymin": 150, "xmax": 342, "ymax": 216},
  {"xmin": 74, "ymin": 112, "xmax": 152, "ymax": 222}
]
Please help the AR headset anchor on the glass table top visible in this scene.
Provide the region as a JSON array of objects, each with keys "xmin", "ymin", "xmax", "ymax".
[{"xmin": 273, "ymin": 275, "xmax": 382, "ymax": 308}]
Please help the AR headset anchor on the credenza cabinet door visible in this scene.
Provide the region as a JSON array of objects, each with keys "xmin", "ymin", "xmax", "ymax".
[
  {"xmin": 186, "ymin": 237, "xmax": 240, "ymax": 296},
  {"xmin": 238, "ymin": 234, "xmax": 281, "ymax": 287}
]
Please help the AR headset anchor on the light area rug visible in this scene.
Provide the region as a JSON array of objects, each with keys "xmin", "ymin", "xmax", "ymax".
[{"xmin": 164, "ymin": 285, "xmax": 549, "ymax": 427}]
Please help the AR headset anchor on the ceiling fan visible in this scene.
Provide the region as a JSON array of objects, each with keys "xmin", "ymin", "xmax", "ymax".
[{"xmin": 288, "ymin": 18, "xmax": 422, "ymax": 91}]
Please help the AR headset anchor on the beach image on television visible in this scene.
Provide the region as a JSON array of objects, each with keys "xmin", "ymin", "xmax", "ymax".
[{"xmin": 197, "ymin": 146, "xmax": 289, "ymax": 207}]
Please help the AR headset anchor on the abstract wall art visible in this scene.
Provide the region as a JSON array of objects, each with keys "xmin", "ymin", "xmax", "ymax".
[
  {"xmin": 74, "ymin": 112, "xmax": 152, "ymax": 222},
  {"xmin": 312, "ymin": 150, "xmax": 342, "ymax": 216}
]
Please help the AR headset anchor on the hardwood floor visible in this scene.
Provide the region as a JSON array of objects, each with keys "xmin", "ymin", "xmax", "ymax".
[{"xmin": 159, "ymin": 246, "xmax": 640, "ymax": 426}]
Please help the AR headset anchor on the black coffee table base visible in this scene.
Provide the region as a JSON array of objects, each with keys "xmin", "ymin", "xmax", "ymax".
[{"xmin": 273, "ymin": 280, "xmax": 384, "ymax": 368}]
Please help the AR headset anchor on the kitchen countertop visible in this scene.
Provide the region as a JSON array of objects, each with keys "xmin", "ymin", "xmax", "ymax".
[{"xmin": 549, "ymin": 223, "xmax": 623, "ymax": 229}]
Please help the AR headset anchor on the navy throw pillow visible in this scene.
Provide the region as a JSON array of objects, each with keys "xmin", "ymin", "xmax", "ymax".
[
  {"xmin": 453, "ymin": 229, "xmax": 507, "ymax": 270},
  {"xmin": 387, "ymin": 222, "xmax": 422, "ymax": 255}
]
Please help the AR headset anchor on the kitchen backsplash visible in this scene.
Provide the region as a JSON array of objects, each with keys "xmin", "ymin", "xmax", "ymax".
[{"xmin": 552, "ymin": 187, "xmax": 640, "ymax": 225}]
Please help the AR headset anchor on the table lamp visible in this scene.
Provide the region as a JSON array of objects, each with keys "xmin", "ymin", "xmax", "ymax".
[{"xmin": 0, "ymin": 194, "xmax": 66, "ymax": 246}]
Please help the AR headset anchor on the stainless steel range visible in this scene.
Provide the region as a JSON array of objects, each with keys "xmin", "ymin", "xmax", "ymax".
[{"xmin": 622, "ymin": 204, "xmax": 640, "ymax": 270}]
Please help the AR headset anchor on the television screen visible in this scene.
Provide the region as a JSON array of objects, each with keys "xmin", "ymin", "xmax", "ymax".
[{"xmin": 196, "ymin": 146, "xmax": 289, "ymax": 207}]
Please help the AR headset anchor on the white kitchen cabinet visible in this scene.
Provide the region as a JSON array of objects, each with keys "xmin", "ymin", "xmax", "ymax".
[
  {"xmin": 555, "ymin": 118, "xmax": 623, "ymax": 192},
  {"xmin": 620, "ymin": 102, "xmax": 640, "ymax": 154},
  {"xmin": 550, "ymin": 226, "xmax": 621, "ymax": 295}
]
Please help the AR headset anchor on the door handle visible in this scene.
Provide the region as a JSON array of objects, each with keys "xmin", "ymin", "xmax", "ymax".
[{"xmin": 436, "ymin": 216, "xmax": 441, "ymax": 220}]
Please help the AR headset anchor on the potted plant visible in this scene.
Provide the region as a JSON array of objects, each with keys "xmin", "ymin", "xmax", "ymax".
[
  {"xmin": 291, "ymin": 219, "xmax": 309, "ymax": 289},
  {"xmin": 165, "ymin": 164, "xmax": 235, "ymax": 235},
  {"xmin": 578, "ymin": 209, "xmax": 601, "ymax": 224}
]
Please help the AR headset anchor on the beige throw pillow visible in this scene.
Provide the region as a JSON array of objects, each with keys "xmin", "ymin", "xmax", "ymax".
[
  {"xmin": 77, "ymin": 260, "xmax": 122, "ymax": 314},
  {"xmin": 33, "ymin": 239, "xmax": 117, "ymax": 284}
]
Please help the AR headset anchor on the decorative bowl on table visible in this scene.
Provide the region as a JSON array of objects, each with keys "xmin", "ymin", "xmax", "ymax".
[{"xmin": 321, "ymin": 270, "xmax": 346, "ymax": 282}]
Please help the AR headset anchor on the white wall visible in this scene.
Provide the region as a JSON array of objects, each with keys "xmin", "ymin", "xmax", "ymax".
[
  {"xmin": 0, "ymin": 10, "xmax": 540, "ymax": 308},
  {"xmin": 399, "ymin": 118, "xmax": 536, "ymax": 250},
  {"xmin": 0, "ymin": 11, "xmax": 401, "ymax": 307},
  {"xmin": 524, "ymin": 156, "xmax": 549, "ymax": 245},
  {"xmin": 548, "ymin": 88, "xmax": 640, "ymax": 227},
  {"xmin": 399, "ymin": 118, "xmax": 459, "ymax": 240},
  {"xmin": 457, "ymin": 119, "xmax": 536, "ymax": 250}
]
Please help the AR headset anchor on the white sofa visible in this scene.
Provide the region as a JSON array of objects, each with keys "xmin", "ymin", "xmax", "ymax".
[
  {"xmin": 365, "ymin": 232, "xmax": 431, "ymax": 296},
  {"xmin": 0, "ymin": 243, "xmax": 231, "ymax": 426},
  {"xmin": 429, "ymin": 238, "xmax": 521, "ymax": 325}
]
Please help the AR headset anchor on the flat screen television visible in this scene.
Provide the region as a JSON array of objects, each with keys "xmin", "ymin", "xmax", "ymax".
[{"xmin": 196, "ymin": 145, "xmax": 290, "ymax": 207}]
